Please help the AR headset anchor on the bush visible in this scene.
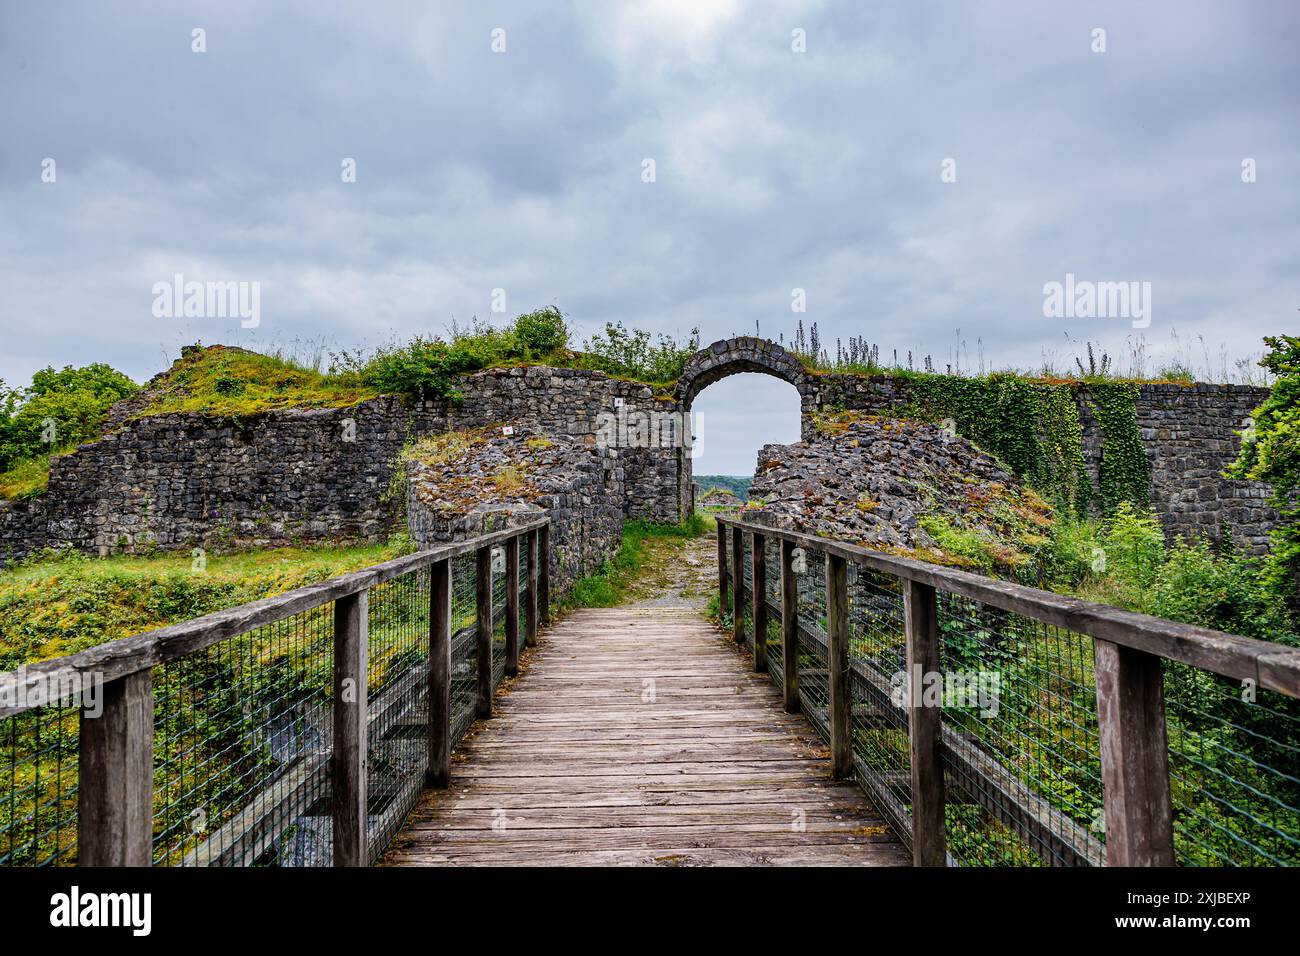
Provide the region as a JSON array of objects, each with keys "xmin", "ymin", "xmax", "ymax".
[
  {"xmin": 1151, "ymin": 538, "xmax": 1293, "ymax": 643},
  {"xmin": 1100, "ymin": 502, "xmax": 1165, "ymax": 590},
  {"xmin": 0, "ymin": 363, "xmax": 138, "ymax": 474},
  {"xmin": 1228, "ymin": 334, "xmax": 1300, "ymax": 599},
  {"xmin": 512, "ymin": 307, "xmax": 568, "ymax": 355},
  {"xmin": 580, "ymin": 322, "xmax": 699, "ymax": 384},
  {"xmin": 349, "ymin": 309, "xmax": 575, "ymax": 400}
]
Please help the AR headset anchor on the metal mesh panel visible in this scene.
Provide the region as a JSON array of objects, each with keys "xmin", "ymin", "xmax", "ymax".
[
  {"xmin": 152, "ymin": 605, "xmax": 335, "ymax": 867},
  {"xmin": 846, "ymin": 564, "xmax": 913, "ymax": 851},
  {"xmin": 934, "ymin": 593, "xmax": 1104, "ymax": 867},
  {"xmin": 796, "ymin": 549, "xmax": 830, "ymax": 738},
  {"xmin": 450, "ymin": 554, "xmax": 479, "ymax": 744},
  {"xmin": 365, "ymin": 567, "xmax": 431, "ymax": 863},
  {"xmin": 0, "ymin": 706, "xmax": 79, "ymax": 865},
  {"xmin": 1164, "ymin": 666, "xmax": 1300, "ymax": 865}
]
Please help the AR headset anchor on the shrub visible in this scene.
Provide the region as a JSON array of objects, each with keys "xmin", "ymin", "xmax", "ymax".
[
  {"xmin": 1150, "ymin": 537, "xmax": 1293, "ymax": 643},
  {"xmin": 512, "ymin": 307, "xmax": 568, "ymax": 355},
  {"xmin": 0, "ymin": 363, "xmax": 138, "ymax": 475},
  {"xmin": 1228, "ymin": 334, "xmax": 1300, "ymax": 599},
  {"xmin": 1100, "ymin": 502, "xmax": 1165, "ymax": 590},
  {"xmin": 580, "ymin": 322, "xmax": 699, "ymax": 384}
]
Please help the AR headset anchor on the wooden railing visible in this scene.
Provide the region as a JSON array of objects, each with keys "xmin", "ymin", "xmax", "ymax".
[
  {"xmin": 715, "ymin": 514, "xmax": 1300, "ymax": 867},
  {"xmin": 0, "ymin": 518, "xmax": 550, "ymax": 867}
]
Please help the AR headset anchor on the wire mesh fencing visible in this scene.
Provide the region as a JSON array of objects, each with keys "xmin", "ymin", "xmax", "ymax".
[
  {"xmin": 716, "ymin": 516, "xmax": 1300, "ymax": 869},
  {"xmin": 0, "ymin": 705, "xmax": 79, "ymax": 866},
  {"xmin": 152, "ymin": 604, "xmax": 335, "ymax": 867},
  {"xmin": 0, "ymin": 522, "xmax": 547, "ymax": 868}
]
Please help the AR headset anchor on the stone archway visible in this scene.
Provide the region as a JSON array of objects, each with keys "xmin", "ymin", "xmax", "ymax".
[
  {"xmin": 674, "ymin": 337, "xmax": 815, "ymax": 518},
  {"xmin": 675, "ymin": 336, "xmax": 815, "ymax": 410}
]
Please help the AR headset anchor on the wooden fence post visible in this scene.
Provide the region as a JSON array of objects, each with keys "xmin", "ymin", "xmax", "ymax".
[
  {"xmin": 525, "ymin": 529, "xmax": 538, "ymax": 648},
  {"xmin": 538, "ymin": 524, "xmax": 551, "ymax": 626},
  {"xmin": 731, "ymin": 525, "xmax": 745, "ymax": 644},
  {"xmin": 780, "ymin": 539, "xmax": 799, "ymax": 713},
  {"xmin": 717, "ymin": 521, "xmax": 730, "ymax": 617},
  {"xmin": 751, "ymin": 532, "xmax": 767, "ymax": 673},
  {"xmin": 333, "ymin": 589, "xmax": 369, "ymax": 867},
  {"xmin": 904, "ymin": 579, "xmax": 947, "ymax": 866},
  {"xmin": 1095, "ymin": 640, "xmax": 1176, "ymax": 866},
  {"xmin": 77, "ymin": 670, "xmax": 153, "ymax": 866},
  {"xmin": 427, "ymin": 559, "xmax": 451, "ymax": 789},
  {"xmin": 505, "ymin": 535, "xmax": 520, "ymax": 677},
  {"xmin": 826, "ymin": 552, "xmax": 851, "ymax": 780},
  {"xmin": 476, "ymin": 545, "xmax": 493, "ymax": 718}
]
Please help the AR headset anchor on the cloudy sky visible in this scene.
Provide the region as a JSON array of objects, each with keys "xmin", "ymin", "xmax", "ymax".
[{"xmin": 3, "ymin": 1, "xmax": 1298, "ymax": 473}]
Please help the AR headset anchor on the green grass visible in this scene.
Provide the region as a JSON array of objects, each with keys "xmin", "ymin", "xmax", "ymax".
[
  {"xmin": 0, "ymin": 455, "xmax": 52, "ymax": 500},
  {"xmin": 0, "ymin": 539, "xmax": 411, "ymax": 669},
  {"xmin": 566, "ymin": 515, "xmax": 711, "ymax": 609},
  {"xmin": 135, "ymin": 345, "xmax": 381, "ymax": 419}
]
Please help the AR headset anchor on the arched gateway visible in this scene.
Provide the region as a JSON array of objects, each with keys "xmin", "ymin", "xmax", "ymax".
[
  {"xmin": 672, "ymin": 337, "xmax": 816, "ymax": 519},
  {"xmin": 675, "ymin": 336, "xmax": 816, "ymax": 411}
]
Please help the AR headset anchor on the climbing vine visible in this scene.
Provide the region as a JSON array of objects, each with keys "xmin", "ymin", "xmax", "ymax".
[
  {"xmin": 1087, "ymin": 382, "xmax": 1151, "ymax": 511},
  {"xmin": 903, "ymin": 374, "xmax": 1093, "ymax": 517}
]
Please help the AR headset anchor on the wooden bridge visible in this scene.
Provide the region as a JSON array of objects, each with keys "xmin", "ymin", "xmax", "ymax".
[
  {"xmin": 2, "ymin": 514, "xmax": 1299, "ymax": 868},
  {"xmin": 383, "ymin": 606, "xmax": 906, "ymax": 866}
]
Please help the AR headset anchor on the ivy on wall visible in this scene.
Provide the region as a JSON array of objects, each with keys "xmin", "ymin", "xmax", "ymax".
[
  {"xmin": 896, "ymin": 373, "xmax": 1143, "ymax": 518},
  {"xmin": 1087, "ymin": 382, "xmax": 1151, "ymax": 511}
]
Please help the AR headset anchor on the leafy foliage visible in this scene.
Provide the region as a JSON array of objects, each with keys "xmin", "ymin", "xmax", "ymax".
[
  {"xmin": 1087, "ymin": 382, "xmax": 1151, "ymax": 511},
  {"xmin": 0, "ymin": 363, "xmax": 137, "ymax": 471},
  {"xmin": 694, "ymin": 475, "xmax": 751, "ymax": 501},
  {"xmin": 579, "ymin": 322, "xmax": 700, "ymax": 385},
  {"xmin": 1228, "ymin": 334, "xmax": 1300, "ymax": 597}
]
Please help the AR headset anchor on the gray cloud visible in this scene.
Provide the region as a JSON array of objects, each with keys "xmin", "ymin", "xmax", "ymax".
[{"xmin": 2, "ymin": 1, "xmax": 1298, "ymax": 471}]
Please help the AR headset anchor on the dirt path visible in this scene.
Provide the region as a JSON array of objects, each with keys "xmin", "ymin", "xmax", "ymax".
[{"xmin": 621, "ymin": 528, "xmax": 717, "ymax": 609}]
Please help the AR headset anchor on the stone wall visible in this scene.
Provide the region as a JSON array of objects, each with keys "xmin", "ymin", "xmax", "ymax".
[
  {"xmin": 0, "ymin": 339, "xmax": 1280, "ymax": 566},
  {"xmin": 807, "ymin": 373, "xmax": 1275, "ymax": 553},
  {"xmin": 0, "ymin": 357, "xmax": 683, "ymax": 565},
  {"xmin": 404, "ymin": 428, "xmax": 623, "ymax": 599}
]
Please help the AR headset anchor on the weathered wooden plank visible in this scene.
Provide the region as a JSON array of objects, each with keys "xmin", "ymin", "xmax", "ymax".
[
  {"xmin": 903, "ymin": 579, "xmax": 946, "ymax": 867},
  {"xmin": 731, "ymin": 525, "xmax": 745, "ymax": 644},
  {"xmin": 751, "ymin": 530, "xmax": 768, "ymax": 673},
  {"xmin": 1095, "ymin": 640, "xmax": 1175, "ymax": 866},
  {"xmin": 332, "ymin": 590, "xmax": 368, "ymax": 867},
  {"xmin": 428, "ymin": 558, "xmax": 452, "ymax": 788},
  {"xmin": 525, "ymin": 529, "xmax": 538, "ymax": 648},
  {"xmin": 475, "ymin": 545, "xmax": 493, "ymax": 719},
  {"xmin": 77, "ymin": 670, "xmax": 153, "ymax": 867},
  {"xmin": 538, "ymin": 523, "xmax": 551, "ymax": 626},
  {"xmin": 780, "ymin": 539, "xmax": 800, "ymax": 713},
  {"xmin": 505, "ymin": 536, "xmax": 520, "ymax": 677},
  {"xmin": 384, "ymin": 600, "xmax": 906, "ymax": 868},
  {"xmin": 717, "ymin": 521, "xmax": 730, "ymax": 617},
  {"xmin": 825, "ymin": 552, "xmax": 851, "ymax": 779}
]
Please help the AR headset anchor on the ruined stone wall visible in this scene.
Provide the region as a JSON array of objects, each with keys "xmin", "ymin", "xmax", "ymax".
[
  {"xmin": 404, "ymin": 429, "xmax": 624, "ymax": 599},
  {"xmin": 810, "ymin": 373, "xmax": 1277, "ymax": 552},
  {"xmin": 0, "ymin": 364, "xmax": 686, "ymax": 565},
  {"xmin": 0, "ymin": 349, "xmax": 1279, "ymax": 567}
]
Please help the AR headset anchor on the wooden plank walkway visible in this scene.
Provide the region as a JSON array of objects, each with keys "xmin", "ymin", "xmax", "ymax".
[{"xmin": 382, "ymin": 606, "xmax": 908, "ymax": 866}]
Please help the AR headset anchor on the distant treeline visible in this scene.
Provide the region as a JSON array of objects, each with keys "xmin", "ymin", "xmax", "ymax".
[{"xmin": 695, "ymin": 475, "xmax": 750, "ymax": 501}]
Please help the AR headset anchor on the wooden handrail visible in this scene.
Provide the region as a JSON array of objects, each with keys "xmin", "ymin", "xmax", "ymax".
[
  {"xmin": 715, "ymin": 515, "xmax": 1300, "ymax": 697},
  {"xmin": 0, "ymin": 516, "xmax": 550, "ymax": 717},
  {"xmin": 716, "ymin": 512, "xmax": 1300, "ymax": 868},
  {"xmin": 1, "ymin": 518, "xmax": 550, "ymax": 869}
]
